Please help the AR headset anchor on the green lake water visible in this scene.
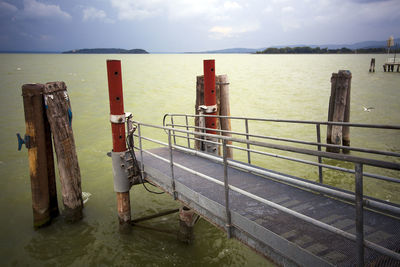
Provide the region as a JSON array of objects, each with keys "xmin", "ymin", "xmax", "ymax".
[{"xmin": 0, "ymin": 53, "xmax": 399, "ymax": 266}]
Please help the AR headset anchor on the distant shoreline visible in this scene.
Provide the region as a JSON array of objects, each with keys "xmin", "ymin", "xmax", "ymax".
[{"xmin": 62, "ymin": 48, "xmax": 148, "ymax": 54}]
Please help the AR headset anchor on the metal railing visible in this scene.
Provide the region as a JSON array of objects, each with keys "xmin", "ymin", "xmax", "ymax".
[
  {"xmin": 386, "ymin": 58, "xmax": 400, "ymax": 64},
  {"xmin": 133, "ymin": 114, "xmax": 400, "ymax": 266}
]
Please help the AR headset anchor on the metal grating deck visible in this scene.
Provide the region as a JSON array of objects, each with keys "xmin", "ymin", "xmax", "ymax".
[{"xmin": 138, "ymin": 147, "xmax": 400, "ymax": 266}]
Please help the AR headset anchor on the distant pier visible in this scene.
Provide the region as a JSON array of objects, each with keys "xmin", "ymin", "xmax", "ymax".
[{"xmin": 383, "ymin": 58, "xmax": 400, "ymax": 72}]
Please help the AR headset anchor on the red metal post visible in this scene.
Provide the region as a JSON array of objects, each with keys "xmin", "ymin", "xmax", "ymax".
[
  {"xmin": 106, "ymin": 60, "xmax": 131, "ymax": 231},
  {"xmin": 107, "ymin": 60, "xmax": 126, "ymax": 152},
  {"xmin": 203, "ymin": 59, "xmax": 217, "ymax": 134}
]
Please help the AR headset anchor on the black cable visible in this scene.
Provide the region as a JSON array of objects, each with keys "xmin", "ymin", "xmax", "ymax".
[{"xmin": 126, "ymin": 130, "xmax": 164, "ymax": 195}]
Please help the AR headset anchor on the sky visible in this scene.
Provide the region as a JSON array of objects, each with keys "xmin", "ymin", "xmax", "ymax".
[{"xmin": 0, "ymin": 0, "xmax": 399, "ymax": 52}]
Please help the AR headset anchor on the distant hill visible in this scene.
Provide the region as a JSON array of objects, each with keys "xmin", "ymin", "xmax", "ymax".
[
  {"xmin": 189, "ymin": 38, "xmax": 400, "ymax": 54},
  {"xmin": 188, "ymin": 48, "xmax": 262, "ymax": 54},
  {"xmin": 63, "ymin": 48, "xmax": 149, "ymax": 54}
]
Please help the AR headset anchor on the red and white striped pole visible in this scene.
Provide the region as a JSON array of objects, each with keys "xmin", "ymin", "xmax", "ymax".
[
  {"xmin": 106, "ymin": 60, "xmax": 131, "ymax": 230},
  {"xmin": 203, "ymin": 59, "xmax": 218, "ymax": 154}
]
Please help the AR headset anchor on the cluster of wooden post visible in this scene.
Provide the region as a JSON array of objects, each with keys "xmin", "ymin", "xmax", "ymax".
[
  {"xmin": 326, "ymin": 70, "xmax": 352, "ymax": 153},
  {"xmin": 194, "ymin": 74, "xmax": 233, "ymax": 158},
  {"xmin": 383, "ymin": 63, "xmax": 400, "ymax": 72},
  {"xmin": 21, "ymin": 82, "xmax": 83, "ymax": 228},
  {"xmin": 369, "ymin": 58, "xmax": 375, "ymax": 72}
]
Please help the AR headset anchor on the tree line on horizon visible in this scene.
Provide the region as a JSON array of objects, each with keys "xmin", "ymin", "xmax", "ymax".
[{"xmin": 256, "ymin": 46, "xmax": 388, "ymax": 54}]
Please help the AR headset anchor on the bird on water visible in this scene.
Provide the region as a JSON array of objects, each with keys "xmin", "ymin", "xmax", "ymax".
[{"xmin": 363, "ymin": 106, "xmax": 375, "ymax": 112}]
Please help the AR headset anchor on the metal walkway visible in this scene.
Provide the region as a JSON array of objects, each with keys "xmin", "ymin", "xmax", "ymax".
[{"xmin": 131, "ymin": 114, "xmax": 400, "ymax": 266}]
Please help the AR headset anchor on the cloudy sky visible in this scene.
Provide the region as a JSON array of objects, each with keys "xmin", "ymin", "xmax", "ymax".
[{"xmin": 0, "ymin": 0, "xmax": 399, "ymax": 52}]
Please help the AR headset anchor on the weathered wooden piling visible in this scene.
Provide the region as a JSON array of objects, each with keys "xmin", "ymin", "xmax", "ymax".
[
  {"xmin": 326, "ymin": 70, "xmax": 352, "ymax": 153},
  {"xmin": 44, "ymin": 101, "xmax": 59, "ymax": 219},
  {"xmin": 369, "ymin": 58, "xmax": 375, "ymax": 72},
  {"xmin": 106, "ymin": 60, "xmax": 131, "ymax": 232},
  {"xmin": 218, "ymin": 75, "xmax": 233, "ymax": 159},
  {"xmin": 195, "ymin": 75, "xmax": 205, "ymax": 151},
  {"xmin": 194, "ymin": 65, "xmax": 232, "ymax": 157},
  {"xmin": 44, "ymin": 82, "xmax": 83, "ymax": 222},
  {"xmin": 21, "ymin": 83, "xmax": 59, "ymax": 228},
  {"xmin": 177, "ymin": 206, "xmax": 199, "ymax": 243}
]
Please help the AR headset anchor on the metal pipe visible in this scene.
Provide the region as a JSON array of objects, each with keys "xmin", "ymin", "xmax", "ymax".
[
  {"xmin": 185, "ymin": 115, "xmax": 191, "ymax": 148},
  {"xmin": 131, "ymin": 208, "xmax": 179, "ymax": 223},
  {"xmin": 134, "ymin": 123, "xmax": 400, "ymax": 184},
  {"xmin": 355, "ymin": 163, "xmax": 364, "ymax": 267},
  {"xmin": 137, "ymin": 135, "xmax": 168, "ymax": 147},
  {"xmin": 230, "ymin": 144, "xmax": 400, "ymax": 184},
  {"xmin": 164, "ymin": 113, "xmax": 400, "ymax": 130},
  {"xmin": 171, "ymin": 133, "xmax": 221, "ymax": 147},
  {"xmin": 137, "ymin": 123, "xmax": 145, "ymax": 180},
  {"xmin": 168, "ymin": 130, "xmax": 177, "ymax": 200},
  {"xmin": 166, "ymin": 131, "xmax": 400, "ymax": 184},
  {"xmin": 223, "ymin": 140, "xmax": 232, "ymax": 238},
  {"xmin": 166, "ymin": 122, "xmax": 400, "ymax": 158},
  {"xmin": 170, "ymin": 116, "xmax": 176, "ymax": 145},
  {"xmin": 316, "ymin": 124, "xmax": 323, "ymax": 183},
  {"xmin": 245, "ymin": 119, "xmax": 251, "ymax": 164},
  {"xmin": 154, "ymin": 123, "xmax": 400, "ymax": 170}
]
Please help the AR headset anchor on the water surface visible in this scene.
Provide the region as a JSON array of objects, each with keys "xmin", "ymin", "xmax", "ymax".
[{"xmin": 0, "ymin": 53, "xmax": 399, "ymax": 266}]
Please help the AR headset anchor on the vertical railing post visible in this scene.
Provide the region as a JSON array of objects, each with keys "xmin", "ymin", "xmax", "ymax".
[
  {"xmin": 316, "ymin": 124, "xmax": 323, "ymax": 183},
  {"xmin": 106, "ymin": 59, "xmax": 131, "ymax": 231},
  {"xmin": 185, "ymin": 115, "xmax": 191, "ymax": 148},
  {"xmin": 168, "ymin": 129, "xmax": 177, "ymax": 200},
  {"xmin": 203, "ymin": 59, "xmax": 218, "ymax": 155},
  {"xmin": 245, "ymin": 119, "xmax": 251, "ymax": 164},
  {"xmin": 355, "ymin": 163, "xmax": 364, "ymax": 267},
  {"xmin": 170, "ymin": 115, "xmax": 177, "ymax": 145},
  {"xmin": 223, "ymin": 139, "xmax": 232, "ymax": 238},
  {"xmin": 138, "ymin": 123, "xmax": 145, "ymax": 179}
]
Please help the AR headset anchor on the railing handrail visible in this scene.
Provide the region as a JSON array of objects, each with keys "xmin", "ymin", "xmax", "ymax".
[
  {"xmin": 133, "ymin": 120, "xmax": 400, "ymax": 263},
  {"xmin": 135, "ymin": 120, "xmax": 400, "ymax": 171},
  {"xmin": 165, "ymin": 122, "xmax": 400, "ymax": 158},
  {"xmin": 386, "ymin": 57, "xmax": 400, "ymax": 63},
  {"xmin": 164, "ymin": 113, "xmax": 400, "ymax": 130}
]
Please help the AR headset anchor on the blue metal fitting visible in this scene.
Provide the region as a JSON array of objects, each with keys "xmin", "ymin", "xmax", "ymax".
[{"xmin": 16, "ymin": 133, "xmax": 31, "ymax": 151}]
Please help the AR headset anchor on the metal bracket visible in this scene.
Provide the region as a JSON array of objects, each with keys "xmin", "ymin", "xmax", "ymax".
[
  {"xmin": 16, "ymin": 133, "xmax": 31, "ymax": 150},
  {"xmin": 110, "ymin": 114, "xmax": 126, "ymax": 124},
  {"xmin": 125, "ymin": 112, "xmax": 136, "ymax": 135},
  {"xmin": 111, "ymin": 151, "xmax": 141, "ymax": 192},
  {"xmin": 198, "ymin": 105, "xmax": 218, "ymax": 114}
]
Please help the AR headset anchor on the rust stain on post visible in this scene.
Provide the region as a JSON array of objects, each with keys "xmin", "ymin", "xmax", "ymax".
[{"xmin": 22, "ymin": 83, "xmax": 58, "ymax": 228}]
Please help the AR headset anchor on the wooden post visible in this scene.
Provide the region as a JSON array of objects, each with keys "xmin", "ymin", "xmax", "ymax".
[
  {"xmin": 219, "ymin": 75, "xmax": 233, "ymax": 159},
  {"xmin": 21, "ymin": 84, "xmax": 58, "ymax": 228},
  {"xmin": 44, "ymin": 102, "xmax": 59, "ymax": 218},
  {"xmin": 177, "ymin": 206, "xmax": 199, "ymax": 244},
  {"xmin": 342, "ymin": 71, "xmax": 352, "ymax": 153},
  {"xmin": 44, "ymin": 82, "xmax": 83, "ymax": 222},
  {"xmin": 195, "ymin": 73, "xmax": 231, "ymax": 157},
  {"xmin": 106, "ymin": 60, "xmax": 131, "ymax": 232},
  {"xmin": 326, "ymin": 71, "xmax": 352, "ymax": 153},
  {"xmin": 369, "ymin": 58, "xmax": 375, "ymax": 72},
  {"xmin": 195, "ymin": 75, "xmax": 204, "ymax": 151}
]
